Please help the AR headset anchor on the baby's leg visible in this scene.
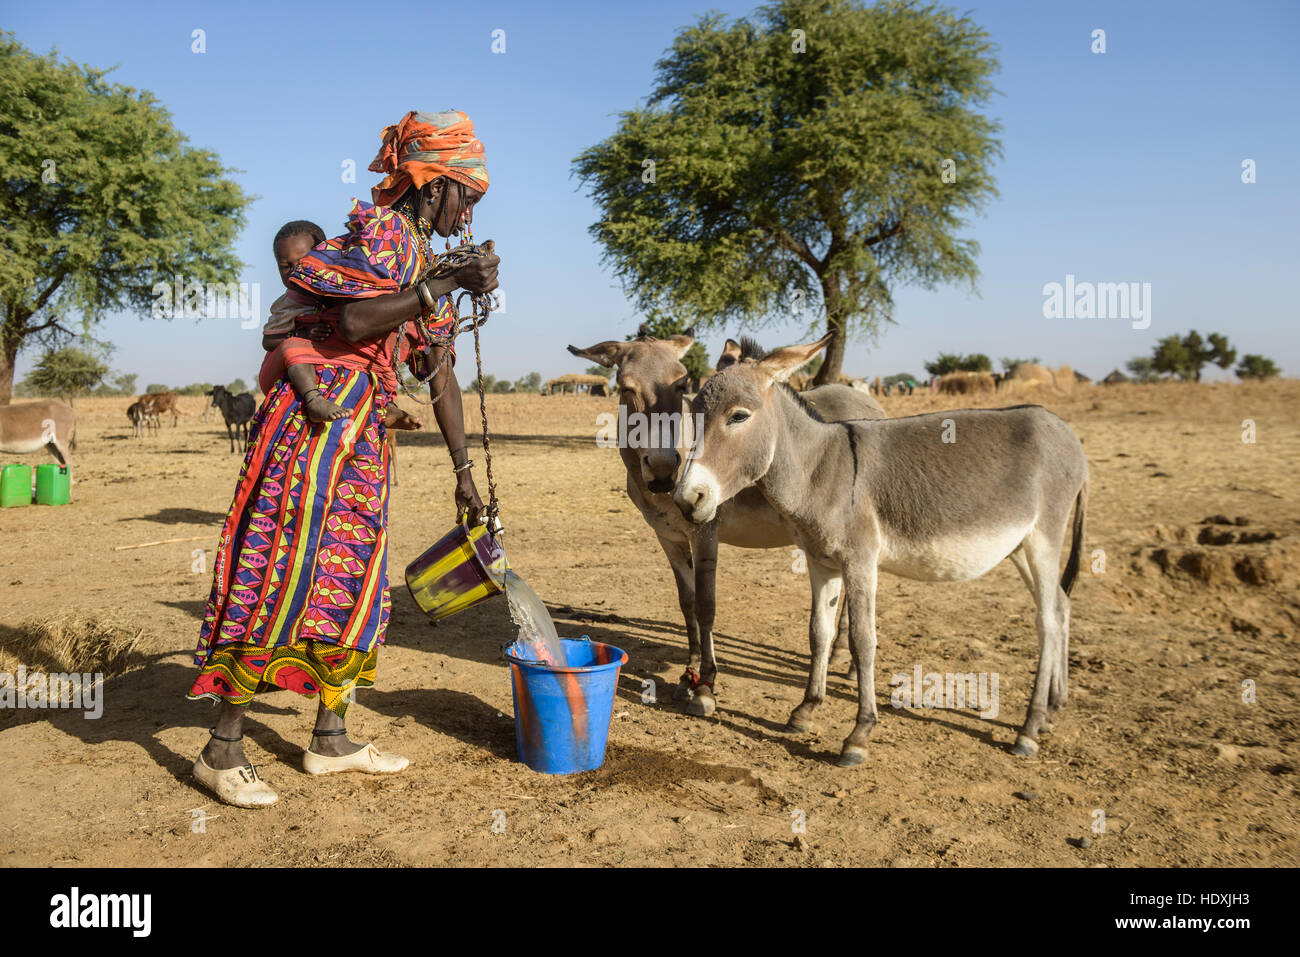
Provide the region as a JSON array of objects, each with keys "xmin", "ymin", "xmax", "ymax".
[
  {"xmin": 289, "ymin": 362, "xmax": 349, "ymax": 422},
  {"xmin": 383, "ymin": 404, "xmax": 423, "ymax": 430}
]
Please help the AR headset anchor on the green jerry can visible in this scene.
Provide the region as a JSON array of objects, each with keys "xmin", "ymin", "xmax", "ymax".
[
  {"xmin": 1, "ymin": 464, "xmax": 33, "ymax": 507},
  {"xmin": 35, "ymin": 464, "xmax": 71, "ymax": 506}
]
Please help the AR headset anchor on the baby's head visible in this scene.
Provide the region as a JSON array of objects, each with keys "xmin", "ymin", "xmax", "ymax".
[{"xmin": 273, "ymin": 220, "xmax": 326, "ymax": 288}]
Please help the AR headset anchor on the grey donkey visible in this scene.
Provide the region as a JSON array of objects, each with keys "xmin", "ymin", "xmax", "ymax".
[
  {"xmin": 674, "ymin": 334, "xmax": 1088, "ymax": 766},
  {"xmin": 567, "ymin": 330, "xmax": 885, "ymax": 716}
]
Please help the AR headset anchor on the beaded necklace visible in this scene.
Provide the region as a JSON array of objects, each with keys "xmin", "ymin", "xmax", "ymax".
[{"xmin": 391, "ymin": 205, "xmax": 435, "ymax": 276}]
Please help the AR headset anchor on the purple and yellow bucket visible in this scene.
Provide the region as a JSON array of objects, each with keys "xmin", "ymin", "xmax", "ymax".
[{"xmin": 405, "ymin": 518, "xmax": 509, "ymax": 621}]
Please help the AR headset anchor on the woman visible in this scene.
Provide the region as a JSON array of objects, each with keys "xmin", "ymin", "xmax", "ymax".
[{"xmin": 189, "ymin": 110, "xmax": 501, "ymax": 808}]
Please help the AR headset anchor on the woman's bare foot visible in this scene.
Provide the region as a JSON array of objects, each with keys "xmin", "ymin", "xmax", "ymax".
[{"xmin": 303, "ymin": 389, "xmax": 349, "ymax": 423}]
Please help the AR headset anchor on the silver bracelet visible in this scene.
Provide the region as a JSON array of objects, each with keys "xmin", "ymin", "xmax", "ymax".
[{"xmin": 452, "ymin": 459, "xmax": 473, "ymax": 474}]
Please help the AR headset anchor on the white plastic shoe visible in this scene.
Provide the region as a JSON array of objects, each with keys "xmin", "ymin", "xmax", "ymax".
[
  {"xmin": 302, "ymin": 743, "xmax": 409, "ymax": 776},
  {"xmin": 192, "ymin": 755, "xmax": 279, "ymax": 808}
]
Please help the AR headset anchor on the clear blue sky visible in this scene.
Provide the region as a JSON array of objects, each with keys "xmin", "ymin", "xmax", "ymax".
[{"xmin": 8, "ymin": 0, "xmax": 1298, "ymax": 387}]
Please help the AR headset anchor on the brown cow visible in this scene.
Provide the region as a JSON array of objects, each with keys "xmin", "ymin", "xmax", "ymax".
[{"xmin": 140, "ymin": 391, "xmax": 181, "ymax": 427}]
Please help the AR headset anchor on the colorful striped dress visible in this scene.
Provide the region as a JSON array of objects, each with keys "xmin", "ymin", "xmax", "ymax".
[{"xmin": 189, "ymin": 201, "xmax": 457, "ymax": 716}]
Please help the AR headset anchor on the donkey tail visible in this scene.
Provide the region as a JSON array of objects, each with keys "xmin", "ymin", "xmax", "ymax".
[{"xmin": 1060, "ymin": 479, "xmax": 1088, "ymax": 596}]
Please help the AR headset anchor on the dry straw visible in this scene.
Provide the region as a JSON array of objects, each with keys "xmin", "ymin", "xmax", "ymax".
[{"xmin": 0, "ymin": 613, "xmax": 151, "ymax": 676}]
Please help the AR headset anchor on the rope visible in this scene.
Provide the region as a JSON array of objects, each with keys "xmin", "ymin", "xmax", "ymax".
[
  {"xmin": 468, "ymin": 290, "xmax": 500, "ymax": 532},
  {"xmin": 393, "ymin": 241, "xmax": 496, "ymax": 406}
]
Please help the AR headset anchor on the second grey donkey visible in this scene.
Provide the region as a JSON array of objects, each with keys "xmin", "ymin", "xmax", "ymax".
[{"xmin": 674, "ymin": 335, "xmax": 1089, "ymax": 766}]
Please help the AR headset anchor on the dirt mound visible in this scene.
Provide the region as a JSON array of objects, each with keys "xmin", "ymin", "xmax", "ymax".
[
  {"xmin": 1138, "ymin": 514, "xmax": 1289, "ymax": 582},
  {"xmin": 1135, "ymin": 516, "xmax": 1293, "ymax": 589}
]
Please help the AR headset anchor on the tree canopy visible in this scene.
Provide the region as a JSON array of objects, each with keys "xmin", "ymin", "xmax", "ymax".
[
  {"xmin": 572, "ymin": 0, "xmax": 1001, "ymax": 384},
  {"xmin": 924, "ymin": 351, "xmax": 990, "ymax": 375},
  {"xmin": 0, "ymin": 33, "xmax": 253, "ymax": 403},
  {"xmin": 1235, "ymin": 354, "xmax": 1279, "ymax": 380},
  {"xmin": 1125, "ymin": 356, "xmax": 1158, "ymax": 383},
  {"xmin": 1151, "ymin": 331, "xmax": 1236, "ymax": 382}
]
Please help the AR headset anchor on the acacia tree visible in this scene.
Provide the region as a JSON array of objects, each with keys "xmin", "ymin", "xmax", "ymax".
[
  {"xmin": 1151, "ymin": 331, "xmax": 1236, "ymax": 381},
  {"xmin": 1235, "ymin": 354, "xmax": 1279, "ymax": 380},
  {"xmin": 0, "ymin": 34, "xmax": 252, "ymax": 404},
  {"xmin": 573, "ymin": 0, "xmax": 1001, "ymax": 384},
  {"xmin": 924, "ymin": 351, "xmax": 989, "ymax": 375},
  {"xmin": 20, "ymin": 346, "xmax": 109, "ymax": 403}
]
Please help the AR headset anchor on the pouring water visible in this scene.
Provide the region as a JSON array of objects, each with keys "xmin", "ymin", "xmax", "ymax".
[{"xmin": 502, "ymin": 568, "xmax": 566, "ymax": 666}]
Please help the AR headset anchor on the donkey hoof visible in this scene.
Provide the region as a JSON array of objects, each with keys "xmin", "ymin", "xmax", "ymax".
[
  {"xmin": 671, "ymin": 682, "xmax": 692, "ymax": 702},
  {"xmin": 1011, "ymin": 735, "xmax": 1039, "ymax": 757},
  {"xmin": 685, "ymin": 693, "xmax": 716, "ymax": 717},
  {"xmin": 836, "ymin": 747, "xmax": 868, "ymax": 768},
  {"xmin": 845, "ymin": 666, "xmax": 858, "ymax": 682},
  {"xmin": 785, "ymin": 711, "xmax": 813, "ymax": 733}
]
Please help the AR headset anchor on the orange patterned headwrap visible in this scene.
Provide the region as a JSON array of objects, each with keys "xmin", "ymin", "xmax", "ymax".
[{"xmin": 369, "ymin": 109, "xmax": 490, "ymax": 207}]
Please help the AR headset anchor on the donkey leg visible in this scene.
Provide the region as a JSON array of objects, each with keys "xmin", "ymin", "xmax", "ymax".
[
  {"xmin": 829, "ymin": 593, "xmax": 855, "ymax": 676},
  {"xmin": 1050, "ymin": 582, "xmax": 1071, "ymax": 713},
  {"xmin": 838, "ymin": 563, "xmax": 879, "ymax": 767},
  {"xmin": 686, "ymin": 520, "xmax": 719, "ymax": 716},
  {"xmin": 1012, "ymin": 531, "xmax": 1064, "ymax": 757},
  {"xmin": 656, "ymin": 534, "xmax": 700, "ymax": 703},
  {"xmin": 1009, "ymin": 547, "xmax": 1054, "ymax": 734},
  {"xmin": 787, "ymin": 561, "xmax": 842, "ymax": 732},
  {"xmin": 1014, "ymin": 541, "xmax": 1071, "ymax": 715}
]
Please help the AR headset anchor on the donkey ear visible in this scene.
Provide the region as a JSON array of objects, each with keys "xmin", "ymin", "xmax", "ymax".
[
  {"xmin": 567, "ymin": 341, "xmax": 628, "ymax": 369},
  {"xmin": 717, "ymin": 338, "xmax": 743, "ymax": 369},
  {"xmin": 663, "ymin": 328, "xmax": 695, "ymax": 360},
  {"xmin": 757, "ymin": 333, "xmax": 835, "ymax": 383}
]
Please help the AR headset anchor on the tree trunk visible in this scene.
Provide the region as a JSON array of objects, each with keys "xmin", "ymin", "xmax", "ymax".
[
  {"xmin": 0, "ymin": 338, "xmax": 17, "ymax": 406},
  {"xmin": 813, "ymin": 272, "xmax": 847, "ymax": 385},
  {"xmin": 1, "ymin": 303, "xmax": 28, "ymax": 406}
]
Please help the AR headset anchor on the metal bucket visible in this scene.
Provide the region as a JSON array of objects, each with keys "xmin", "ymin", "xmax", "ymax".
[{"xmin": 405, "ymin": 517, "xmax": 509, "ymax": 621}]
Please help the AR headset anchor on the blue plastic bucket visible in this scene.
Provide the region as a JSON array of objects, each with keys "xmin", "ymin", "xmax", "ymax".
[{"xmin": 504, "ymin": 636, "xmax": 628, "ymax": 775}]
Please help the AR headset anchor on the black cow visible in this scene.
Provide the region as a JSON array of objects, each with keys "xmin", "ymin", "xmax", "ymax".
[{"xmin": 208, "ymin": 385, "xmax": 257, "ymax": 454}]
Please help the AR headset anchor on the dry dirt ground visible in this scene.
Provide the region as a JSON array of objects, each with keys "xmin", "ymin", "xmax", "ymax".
[{"xmin": 1, "ymin": 382, "xmax": 1297, "ymax": 867}]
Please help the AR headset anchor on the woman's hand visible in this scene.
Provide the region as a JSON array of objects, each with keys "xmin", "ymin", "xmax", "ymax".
[
  {"xmin": 292, "ymin": 322, "xmax": 333, "ymax": 342},
  {"xmin": 452, "ymin": 251, "xmax": 500, "ymax": 294},
  {"xmin": 455, "ymin": 471, "xmax": 485, "ymax": 525}
]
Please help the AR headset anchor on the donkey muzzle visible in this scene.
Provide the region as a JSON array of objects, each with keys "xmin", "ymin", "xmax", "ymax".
[{"xmin": 673, "ymin": 472, "xmax": 718, "ymax": 524}]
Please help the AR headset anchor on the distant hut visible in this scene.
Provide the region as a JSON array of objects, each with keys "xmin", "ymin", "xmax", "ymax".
[
  {"xmin": 544, "ymin": 373, "xmax": 613, "ymax": 396},
  {"xmin": 1101, "ymin": 369, "xmax": 1130, "ymax": 386}
]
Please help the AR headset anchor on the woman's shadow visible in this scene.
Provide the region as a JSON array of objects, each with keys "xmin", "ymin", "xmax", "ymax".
[{"xmin": 0, "ymin": 650, "xmax": 311, "ymax": 789}]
